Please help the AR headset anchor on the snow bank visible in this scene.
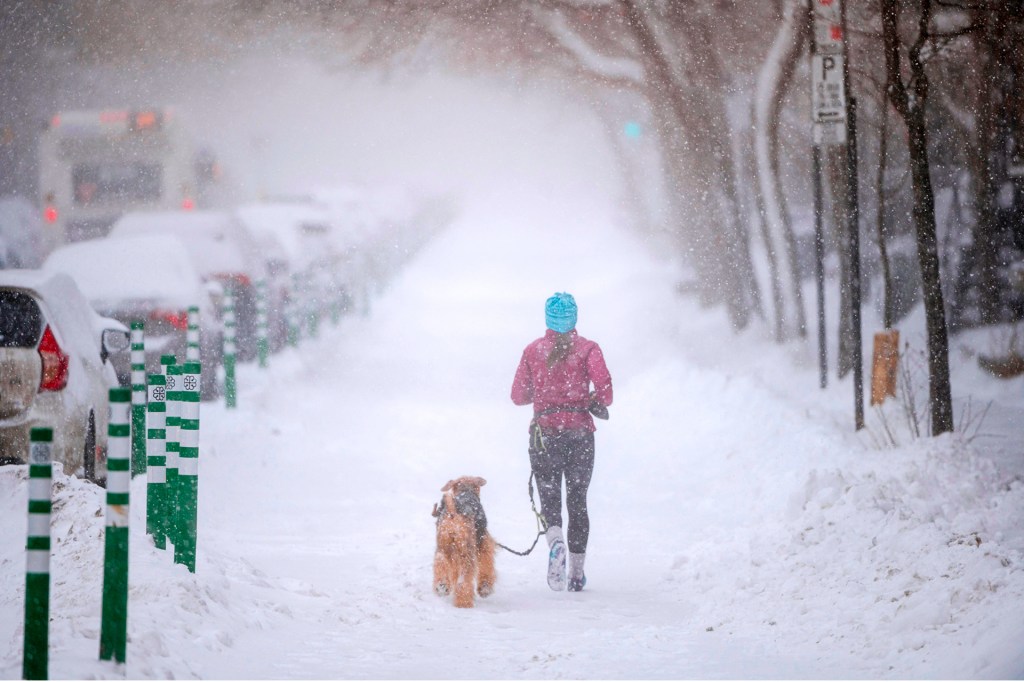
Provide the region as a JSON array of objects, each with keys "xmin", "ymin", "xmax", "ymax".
[{"xmin": 0, "ymin": 465, "xmax": 302, "ymax": 680}]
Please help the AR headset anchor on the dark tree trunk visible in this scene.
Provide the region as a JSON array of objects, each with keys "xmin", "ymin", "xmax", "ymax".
[
  {"xmin": 875, "ymin": 94, "xmax": 895, "ymax": 330},
  {"xmin": 972, "ymin": 6, "xmax": 1007, "ymax": 325},
  {"xmin": 880, "ymin": 0, "xmax": 954, "ymax": 435},
  {"xmin": 905, "ymin": 104, "xmax": 955, "ymax": 435}
]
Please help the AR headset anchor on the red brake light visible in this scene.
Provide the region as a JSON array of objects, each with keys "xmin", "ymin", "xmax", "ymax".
[
  {"xmin": 181, "ymin": 197, "xmax": 195, "ymax": 211},
  {"xmin": 135, "ymin": 111, "xmax": 157, "ymax": 129},
  {"xmin": 43, "ymin": 205, "xmax": 58, "ymax": 224},
  {"xmin": 215, "ymin": 273, "xmax": 251, "ymax": 288},
  {"xmin": 149, "ymin": 309, "xmax": 189, "ymax": 331},
  {"xmin": 38, "ymin": 325, "xmax": 70, "ymax": 392}
]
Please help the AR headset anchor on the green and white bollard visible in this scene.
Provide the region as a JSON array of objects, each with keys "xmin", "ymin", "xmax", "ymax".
[
  {"xmin": 331, "ymin": 281, "xmax": 342, "ymax": 326},
  {"xmin": 130, "ymin": 321, "xmax": 147, "ymax": 477},
  {"xmin": 146, "ymin": 373, "xmax": 167, "ymax": 549},
  {"xmin": 186, "ymin": 305, "xmax": 200, "ymax": 363},
  {"xmin": 288, "ymin": 272, "xmax": 302, "ymax": 347},
  {"xmin": 160, "ymin": 354, "xmax": 176, "ymax": 376},
  {"xmin": 257, "ymin": 278, "xmax": 269, "ymax": 368},
  {"xmin": 100, "ymin": 388, "xmax": 130, "ymax": 664},
  {"xmin": 308, "ymin": 275, "xmax": 320, "ymax": 340},
  {"xmin": 23, "ymin": 427, "xmax": 52, "ymax": 680},
  {"xmin": 164, "ymin": 363, "xmax": 182, "ymax": 550},
  {"xmin": 223, "ymin": 287, "xmax": 237, "ymax": 409},
  {"xmin": 175, "ymin": 362, "xmax": 201, "ymax": 572}
]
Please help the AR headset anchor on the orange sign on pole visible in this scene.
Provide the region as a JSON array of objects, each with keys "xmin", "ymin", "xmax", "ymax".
[{"xmin": 870, "ymin": 330, "xmax": 900, "ymax": 405}]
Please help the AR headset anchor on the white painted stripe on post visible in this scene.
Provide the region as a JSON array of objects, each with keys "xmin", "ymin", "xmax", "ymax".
[
  {"xmin": 106, "ymin": 470, "xmax": 130, "ymax": 495},
  {"xmin": 110, "ymin": 400, "xmax": 130, "ymax": 433},
  {"xmin": 28, "ymin": 513, "xmax": 50, "ymax": 537},
  {"xmin": 148, "ymin": 466, "xmax": 166, "ymax": 484},
  {"xmin": 108, "ymin": 439, "xmax": 129, "ymax": 461},
  {"xmin": 26, "ymin": 549, "xmax": 49, "ymax": 574},
  {"xmin": 179, "ymin": 428, "xmax": 199, "ymax": 449},
  {"xmin": 178, "ymin": 458, "xmax": 199, "ymax": 476},
  {"xmin": 28, "ymin": 477, "xmax": 51, "ymax": 500}
]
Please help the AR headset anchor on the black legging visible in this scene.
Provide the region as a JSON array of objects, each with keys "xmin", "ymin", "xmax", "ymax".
[{"xmin": 529, "ymin": 429, "xmax": 595, "ymax": 554}]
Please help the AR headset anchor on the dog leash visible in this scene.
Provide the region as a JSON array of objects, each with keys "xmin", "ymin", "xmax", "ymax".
[{"xmin": 495, "ymin": 472, "xmax": 548, "ymax": 557}]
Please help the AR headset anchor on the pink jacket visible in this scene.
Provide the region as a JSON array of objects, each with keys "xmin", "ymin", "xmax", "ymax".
[{"xmin": 511, "ymin": 329, "xmax": 613, "ymax": 432}]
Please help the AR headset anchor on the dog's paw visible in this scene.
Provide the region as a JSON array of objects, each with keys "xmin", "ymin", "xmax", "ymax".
[
  {"xmin": 434, "ymin": 582, "xmax": 450, "ymax": 596},
  {"xmin": 478, "ymin": 581, "xmax": 494, "ymax": 598}
]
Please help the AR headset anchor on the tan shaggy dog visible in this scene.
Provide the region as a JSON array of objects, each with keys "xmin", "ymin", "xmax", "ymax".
[{"xmin": 432, "ymin": 476, "xmax": 497, "ymax": 608}]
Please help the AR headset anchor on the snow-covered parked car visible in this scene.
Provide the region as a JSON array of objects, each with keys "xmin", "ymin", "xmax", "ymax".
[
  {"xmin": 0, "ymin": 270, "xmax": 129, "ymax": 483},
  {"xmin": 108, "ymin": 210, "xmax": 266, "ymax": 362},
  {"xmin": 42, "ymin": 233, "xmax": 223, "ymax": 401},
  {"xmin": 235, "ymin": 201, "xmax": 339, "ymax": 343}
]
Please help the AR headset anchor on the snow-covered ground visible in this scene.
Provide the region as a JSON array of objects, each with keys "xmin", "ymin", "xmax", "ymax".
[{"xmin": 2, "ymin": 184, "xmax": 1023, "ymax": 679}]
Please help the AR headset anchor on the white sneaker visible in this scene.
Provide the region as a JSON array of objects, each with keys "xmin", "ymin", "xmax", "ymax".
[{"xmin": 547, "ymin": 540, "xmax": 567, "ymax": 591}]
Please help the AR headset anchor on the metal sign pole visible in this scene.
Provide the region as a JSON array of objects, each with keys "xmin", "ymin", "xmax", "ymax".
[
  {"xmin": 846, "ymin": 96, "xmax": 864, "ymax": 430},
  {"xmin": 809, "ymin": 0, "xmax": 846, "ymax": 389},
  {"xmin": 811, "ymin": 0, "xmax": 863, "ymax": 429},
  {"xmin": 812, "ymin": 143, "xmax": 827, "ymax": 389}
]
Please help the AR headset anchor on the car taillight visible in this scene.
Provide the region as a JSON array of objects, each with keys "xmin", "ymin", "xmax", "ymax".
[
  {"xmin": 38, "ymin": 325, "xmax": 70, "ymax": 392},
  {"xmin": 214, "ymin": 273, "xmax": 251, "ymax": 288},
  {"xmin": 150, "ymin": 309, "xmax": 189, "ymax": 331}
]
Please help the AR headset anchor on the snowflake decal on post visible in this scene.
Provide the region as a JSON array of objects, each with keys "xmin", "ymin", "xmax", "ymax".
[
  {"xmin": 184, "ymin": 375, "xmax": 198, "ymax": 391},
  {"xmin": 152, "ymin": 386, "xmax": 165, "ymax": 401}
]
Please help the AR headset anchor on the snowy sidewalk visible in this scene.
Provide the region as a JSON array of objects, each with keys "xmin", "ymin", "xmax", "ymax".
[{"xmin": 2, "ymin": 189, "xmax": 1023, "ymax": 679}]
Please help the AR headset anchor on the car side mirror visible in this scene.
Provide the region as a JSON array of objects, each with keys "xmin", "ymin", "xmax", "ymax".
[{"xmin": 101, "ymin": 328, "xmax": 130, "ymax": 364}]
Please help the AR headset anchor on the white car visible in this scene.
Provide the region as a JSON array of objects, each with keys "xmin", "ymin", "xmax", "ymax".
[
  {"xmin": 43, "ymin": 233, "xmax": 224, "ymax": 401},
  {"xmin": 0, "ymin": 270, "xmax": 128, "ymax": 483},
  {"xmin": 109, "ymin": 210, "xmax": 266, "ymax": 361}
]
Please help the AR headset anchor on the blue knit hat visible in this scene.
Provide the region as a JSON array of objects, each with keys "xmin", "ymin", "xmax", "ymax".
[{"xmin": 545, "ymin": 292, "xmax": 577, "ymax": 333}]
